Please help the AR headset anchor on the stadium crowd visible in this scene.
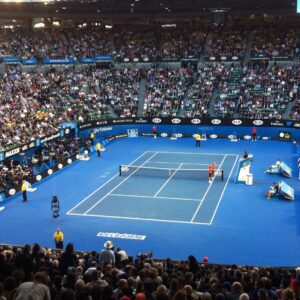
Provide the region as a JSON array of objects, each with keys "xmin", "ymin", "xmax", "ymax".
[
  {"xmin": 143, "ymin": 68, "xmax": 193, "ymax": 117},
  {"xmin": 1, "ymin": 241, "xmax": 300, "ymax": 300},
  {"xmin": 0, "ymin": 20, "xmax": 300, "ymax": 204},
  {"xmin": 215, "ymin": 63, "xmax": 300, "ymax": 119},
  {"xmin": 206, "ymin": 27, "xmax": 247, "ymax": 61},
  {"xmin": 250, "ymin": 25, "xmax": 300, "ymax": 60}
]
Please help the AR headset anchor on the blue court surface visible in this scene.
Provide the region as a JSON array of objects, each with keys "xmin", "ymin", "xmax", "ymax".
[{"xmin": 1, "ymin": 137, "xmax": 300, "ymax": 266}]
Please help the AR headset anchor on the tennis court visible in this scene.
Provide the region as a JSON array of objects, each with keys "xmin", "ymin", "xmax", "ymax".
[{"xmin": 67, "ymin": 151, "xmax": 238, "ymax": 224}]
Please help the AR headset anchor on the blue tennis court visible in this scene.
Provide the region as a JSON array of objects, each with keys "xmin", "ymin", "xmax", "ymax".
[
  {"xmin": 2, "ymin": 137, "xmax": 300, "ymax": 266},
  {"xmin": 67, "ymin": 151, "xmax": 238, "ymax": 224}
]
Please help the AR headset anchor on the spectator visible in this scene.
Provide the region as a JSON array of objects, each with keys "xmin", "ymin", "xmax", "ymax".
[
  {"xmin": 60, "ymin": 243, "xmax": 78, "ymax": 275},
  {"xmin": 13, "ymin": 272, "xmax": 51, "ymax": 300},
  {"xmin": 99, "ymin": 241, "xmax": 115, "ymax": 268}
]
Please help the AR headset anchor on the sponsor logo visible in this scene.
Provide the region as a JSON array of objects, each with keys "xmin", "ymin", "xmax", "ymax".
[
  {"xmin": 21, "ymin": 145, "xmax": 28, "ymax": 151},
  {"xmin": 244, "ymin": 135, "xmax": 252, "ymax": 140},
  {"xmin": 135, "ymin": 118, "xmax": 147, "ymax": 123},
  {"xmin": 232, "ymin": 119, "xmax": 242, "ymax": 125},
  {"xmin": 210, "ymin": 134, "xmax": 218, "ymax": 139},
  {"xmin": 211, "ymin": 119, "xmax": 221, "ymax": 125},
  {"xmin": 294, "ymin": 123, "xmax": 300, "ymax": 128},
  {"xmin": 191, "ymin": 119, "xmax": 201, "ymax": 124},
  {"xmin": 262, "ymin": 136, "xmax": 269, "ymax": 140},
  {"xmin": 97, "ymin": 232, "xmax": 146, "ymax": 240},
  {"xmin": 253, "ymin": 120, "xmax": 264, "ymax": 126},
  {"xmin": 115, "ymin": 134, "xmax": 128, "ymax": 139},
  {"xmin": 161, "ymin": 133, "xmax": 168, "ymax": 137},
  {"xmin": 79, "ymin": 123, "xmax": 92, "ymax": 129},
  {"xmin": 141, "ymin": 133, "xmax": 154, "ymax": 137},
  {"xmin": 271, "ymin": 122, "xmax": 284, "ymax": 127},
  {"xmin": 176, "ymin": 133, "xmax": 183, "ymax": 138},
  {"xmin": 5, "ymin": 148, "xmax": 20, "ymax": 158},
  {"xmin": 152, "ymin": 118, "xmax": 162, "ymax": 124},
  {"xmin": 98, "ymin": 127, "xmax": 112, "ymax": 132},
  {"xmin": 171, "ymin": 118, "xmax": 181, "ymax": 124},
  {"xmin": 112, "ymin": 119, "xmax": 133, "ymax": 124},
  {"xmin": 41, "ymin": 132, "xmax": 60, "ymax": 144},
  {"xmin": 107, "ymin": 136, "xmax": 116, "ymax": 142},
  {"xmin": 96, "ymin": 120, "xmax": 108, "ymax": 126},
  {"xmin": 9, "ymin": 189, "xmax": 16, "ymax": 196},
  {"xmin": 65, "ymin": 128, "xmax": 70, "ymax": 135}
]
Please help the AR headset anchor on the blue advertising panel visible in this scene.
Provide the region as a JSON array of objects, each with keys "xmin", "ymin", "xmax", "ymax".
[
  {"xmin": 22, "ymin": 58, "xmax": 38, "ymax": 65},
  {"xmin": 43, "ymin": 58, "xmax": 76, "ymax": 64},
  {"xmin": 2, "ymin": 56, "xmax": 21, "ymax": 63},
  {"xmin": 95, "ymin": 55, "xmax": 113, "ymax": 61},
  {"xmin": 80, "ymin": 58, "xmax": 95, "ymax": 63}
]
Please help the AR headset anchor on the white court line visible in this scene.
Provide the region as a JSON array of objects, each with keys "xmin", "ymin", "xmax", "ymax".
[
  {"xmin": 110, "ymin": 193, "xmax": 202, "ymax": 202},
  {"xmin": 208, "ymin": 155, "xmax": 239, "ymax": 225},
  {"xmin": 155, "ymin": 151, "xmax": 237, "ymax": 156},
  {"xmin": 67, "ymin": 151, "xmax": 152, "ymax": 214},
  {"xmin": 190, "ymin": 154, "xmax": 227, "ymax": 223},
  {"xmin": 153, "ymin": 163, "xmax": 183, "ymax": 197},
  {"xmin": 68, "ymin": 212, "xmax": 211, "ymax": 225},
  {"xmin": 83, "ymin": 152, "xmax": 158, "ymax": 215},
  {"xmin": 146, "ymin": 161, "xmax": 218, "ymax": 166}
]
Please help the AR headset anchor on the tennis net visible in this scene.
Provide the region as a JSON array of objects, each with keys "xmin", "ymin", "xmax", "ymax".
[{"xmin": 119, "ymin": 165, "xmax": 224, "ymax": 181}]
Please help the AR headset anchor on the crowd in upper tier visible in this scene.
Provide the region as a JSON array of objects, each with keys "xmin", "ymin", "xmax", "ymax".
[
  {"xmin": 1, "ymin": 241, "xmax": 300, "ymax": 300},
  {"xmin": 0, "ymin": 20, "xmax": 299, "ymax": 62}
]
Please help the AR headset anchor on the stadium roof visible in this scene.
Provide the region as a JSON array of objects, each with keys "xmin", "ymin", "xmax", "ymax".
[{"xmin": 0, "ymin": 0, "xmax": 297, "ymax": 18}]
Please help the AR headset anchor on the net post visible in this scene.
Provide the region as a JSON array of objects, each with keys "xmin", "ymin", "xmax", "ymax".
[
  {"xmin": 221, "ymin": 169, "xmax": 224, "ymax": 181},
  {"xmin": 119, "ymin": 165, "xmax": 122, "ymax": 176}
]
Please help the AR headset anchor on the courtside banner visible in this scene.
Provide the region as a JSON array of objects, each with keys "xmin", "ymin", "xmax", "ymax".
[{"xmin": 77, "ymin": 118, "xmax": 300, "ymax": 130}]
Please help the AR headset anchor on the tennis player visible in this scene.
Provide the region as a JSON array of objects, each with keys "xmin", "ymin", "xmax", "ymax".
[
  {"xmin": 211, "ymin": 162, "xmax": 216, "ymax": 178},
  {"xmin": 208, "ymin": 166, "xmax": 213, "ymax": 182}
]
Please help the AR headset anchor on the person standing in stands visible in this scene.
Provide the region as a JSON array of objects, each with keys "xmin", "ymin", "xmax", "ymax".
[
  {"xmin": 252, "ymin": 127, "xmax": 257, "ymax": 141},
  {"xmin": 99, "ymin": 240, "xmax": 115, "ymax": 268},
  {"xmin": 90, "ymin": 130, "xmax": 95, "ymax": 145},
  {"xmin": 54, "ymin": 228, "xmax": 64, "ymax": 249},
  {"xmin": 195, "ymin": 134, "xmax": 201, "ymax": 147},
  {"xmin": 21, "ymin": 179, "xmax": 27, "ymax": 202},
  {"xmin": 96, "ymin": 142, "xmax": 101, "ymax": 157}
]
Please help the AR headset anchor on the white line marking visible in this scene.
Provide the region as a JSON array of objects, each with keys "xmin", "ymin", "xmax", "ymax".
[
  {"xmin": 153, "ymin": 163, "xmax": 183, "ymax": 197},
  {"xmin": 155, "ymin": 151, "xmax": 237, "ymax": 156},
  {"xmin": 190, "ymin": 155, "xmax": 227, "ymax": 222},
  {"xmin": 209, "ymin": 155, "xmax": 239, "ymax": 225},
  {"xmin": 67, "ymin": 151, "xmax": 152, "ymax": 214},
  {"xmin": 146, "ymin": 161, "xmax": 218, "ymax": 166},
  {"xmin": 83, "ymin": 152, "xmax": 158, "ymax": 215},
  {"xmin": 67, "ymin": 212, "xmax": 211, "ymax": 225},
  {"xmin": 110, "ymin": 193, "xmax": 201, "ymax": 202}
]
